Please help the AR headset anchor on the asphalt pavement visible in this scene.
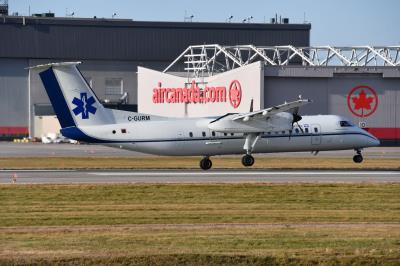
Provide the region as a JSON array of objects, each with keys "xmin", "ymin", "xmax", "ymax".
[
  {"xmin": 1, "ymin": 169, "xmax": 399, "ymax": 184},
  {"xmin": 1, "ymin": 142, "xmax": 400, "ymax": 158}
]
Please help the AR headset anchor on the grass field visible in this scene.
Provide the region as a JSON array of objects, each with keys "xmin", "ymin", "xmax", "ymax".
[
  {"xmin": 0, "ymin": 156, "xmax": 399, "ymax": 170},
  {"xmin": 1, "ymin": 183, "xmax": 399, "ymax": 265}
]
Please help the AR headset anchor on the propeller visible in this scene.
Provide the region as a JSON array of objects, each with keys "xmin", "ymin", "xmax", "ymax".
[
  {"xmin": 249, "ymin": 98, "xmax": 254, "ymax": 112},
  {"xmin": 289, "ymin": 107, "xmax": 304, "ymax": 140}
]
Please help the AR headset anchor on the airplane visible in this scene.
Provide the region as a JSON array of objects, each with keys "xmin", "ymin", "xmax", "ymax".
[{"xmin": 30, "ymin": 62, "xmax": 380, "ymax": 170}]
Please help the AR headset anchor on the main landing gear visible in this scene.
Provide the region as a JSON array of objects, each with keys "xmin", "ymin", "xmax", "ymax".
[
  {"xmin": 200, "ymin": 157, "xmax": 212, "ymax": 170},
  {"xmin": 241, "ymin": 133, "xmax": 260, "ymax": 167},
  {"xmin": 353, "ymin": 149, "xmax": 363, "ymax": 163},
  {"xmin": 199, "ymin": 133, "xmax": 261, "ymax": 170},
  {"xmin": 242, "ymin": 154, "xmax": 255, "ymax": 167}
]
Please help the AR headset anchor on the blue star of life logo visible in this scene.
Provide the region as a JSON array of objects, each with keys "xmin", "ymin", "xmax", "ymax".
[{"xmin": 72, "ymin": 93, "xmax": 97, "ymax": 119}]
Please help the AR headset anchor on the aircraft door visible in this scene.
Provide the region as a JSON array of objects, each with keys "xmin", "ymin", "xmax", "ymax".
[{"xmin": 311, "ymin": 124, "xmax": 321, "ymax": 145}]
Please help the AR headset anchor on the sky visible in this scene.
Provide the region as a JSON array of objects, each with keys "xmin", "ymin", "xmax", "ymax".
[{"xmin": 8, "ymin": 0, "xmax": 400, "ymax": 46}]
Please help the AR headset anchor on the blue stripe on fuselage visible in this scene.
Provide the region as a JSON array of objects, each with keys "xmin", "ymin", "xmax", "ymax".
[{"xmin": 39, "ymin": 67, "xmax": 76, "ymax": 128}]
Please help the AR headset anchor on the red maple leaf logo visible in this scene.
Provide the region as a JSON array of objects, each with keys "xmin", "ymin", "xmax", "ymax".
[
  {"xmin": 352, "ymin": 90, "xmax": 374, "ymax": 110},
  {"xmin": 229, "ymin": 80, "xmax": 242, "ymax": 108}
]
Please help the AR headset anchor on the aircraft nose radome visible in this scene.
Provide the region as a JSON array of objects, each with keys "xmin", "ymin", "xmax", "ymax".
[
  {"xmin": 372, "ymin": 137, "xmax": 380, "ymax": 147},
  {"xmin": 365, "ymin": 131, "xmax": 380, "ymax": 147}
]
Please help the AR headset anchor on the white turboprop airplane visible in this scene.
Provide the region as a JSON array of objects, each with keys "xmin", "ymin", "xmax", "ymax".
[{"xmin": 31, "ymin": 62, "xmax": 380, "ymax": 170}]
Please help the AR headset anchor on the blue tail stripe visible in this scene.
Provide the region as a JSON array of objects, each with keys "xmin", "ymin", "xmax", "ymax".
[{"xmin": 39, "ymin": 68, "xmax": 76, "ymax": 128}]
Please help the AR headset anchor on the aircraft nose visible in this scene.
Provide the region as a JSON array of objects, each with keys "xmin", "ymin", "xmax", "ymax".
[
  {"xmin": 364, "ymin": 131, "xmax": 380, "ymax": 147},
  {"xmin": 371, "ymin": 136, "xmax": 380, "ymax": 147}
]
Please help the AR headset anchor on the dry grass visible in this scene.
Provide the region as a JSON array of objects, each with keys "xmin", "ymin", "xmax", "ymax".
[
  {"xmin": 0, "ymin": 183, "xmax": 399, "ymax": 265},
  {"xmin": 0, "ymin": 156, "xmax": 399, "ymax": 170}
]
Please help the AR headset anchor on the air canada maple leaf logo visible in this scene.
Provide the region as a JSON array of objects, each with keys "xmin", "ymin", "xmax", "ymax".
[
  {"xmin": 72, "ymin": 92, "xmax": 97, "ymax": 119},
  {"xmin": 347, "ymin": 86, "xmax": 378, "ymax": 117},
  {"xmin": 229, "ymin": 80, "xmax": 242, "ymax": 108}
]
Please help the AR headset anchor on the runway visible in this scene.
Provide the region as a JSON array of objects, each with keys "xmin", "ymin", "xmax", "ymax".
[
  {"xmin": 1, "ymin": 169, "xmax": 399, "ymax": 184},
  {"xmin": 1, "ymin": 142, "xmax": 400, "ymax": 158}
]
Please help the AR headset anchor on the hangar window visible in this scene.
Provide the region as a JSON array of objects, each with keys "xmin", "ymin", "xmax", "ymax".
[
  {"xmin": 189, "ymin": 132, "xmax": 193, "ymax": 137},
  {"xmin": 105, "ymin": 78, "xmax": 123, "ymax": 102},
  {"xmin": 340, "ymin": 121, "xmax": 353, "ymax": 127},
  {"xmin": 202, "ymin": 131, "xmax": 206, "ymax": 137}
]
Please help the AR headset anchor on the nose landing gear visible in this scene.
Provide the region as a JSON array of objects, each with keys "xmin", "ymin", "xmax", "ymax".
[
  {"xmin": 200, "ymin": 157, "xmax": 212, "ymax": 170},
  {"xmin": 353, "ymin": 149, "xmax": 363, "ymax": 163}
]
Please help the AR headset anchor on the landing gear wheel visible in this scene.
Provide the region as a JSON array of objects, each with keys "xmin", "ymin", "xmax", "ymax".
[
  {"xmin": 200, "ymin": 157, "xmax": 212, "ymax": 170},
  {"xmin": 353, "ymin": 154, "xmax": 363, "ymax": 163},
  {"xmin": 242, "ymin": 154, "xmax": 255, "ymax": 167}
]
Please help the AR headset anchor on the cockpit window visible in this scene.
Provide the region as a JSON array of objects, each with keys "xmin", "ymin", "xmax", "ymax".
[{"xmin": 340, "ymin": 121, "xmax": 353, "ymax": 127}]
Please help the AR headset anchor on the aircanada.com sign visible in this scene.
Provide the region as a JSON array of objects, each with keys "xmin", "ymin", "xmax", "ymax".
[
  {"xmin": 137, "ymin": 62, "xmax": 263, "ymax": 117},
  {"xmin": 152, "ymin": 80, "xmax": 242, "ymax": 108}
]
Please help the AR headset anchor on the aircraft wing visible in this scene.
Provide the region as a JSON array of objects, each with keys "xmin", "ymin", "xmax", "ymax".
[
  {"xmin": 232, "ymin": 99, "xmax": 311, "ymax": 122},
  {"xmin": 208, "ymin": 98, "xmax": 312, "ymax": 133}
]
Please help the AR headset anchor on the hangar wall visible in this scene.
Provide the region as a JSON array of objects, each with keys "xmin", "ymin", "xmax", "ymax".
[
  {"xmin": 0, "ymin": 59, "xmax": 28, "ymax": 137},
  {"xmin": 264, "ymin": 67, "xmax": 400, "ymax": 145}
]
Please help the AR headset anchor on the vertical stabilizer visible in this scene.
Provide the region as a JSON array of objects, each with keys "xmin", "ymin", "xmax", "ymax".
[{"xmin": 35, "ymin": 62, "xmax": 114, "ymax": 128}]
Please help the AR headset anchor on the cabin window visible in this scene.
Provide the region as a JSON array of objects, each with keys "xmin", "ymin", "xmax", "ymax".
[
  {"xmin": 295, "ymin": 128, "xmax": 299, "ymax": 134},
  {"xmin": 121, "ymin": 129, "xmax": 127, "ymax": 134},
  {"xmin": 202, "ymin": 132, "xmax": 206, "ymax": 137},
  {"xmin": 112, "ymin": 130, "xmax": 116, "ymax": 134},
  {"xmin": 314, "ymin": 127, "xmax": 318, "ymax": 133},
  {"xmin": 267, "ymin": 132, "xmax": 271, "ymax": 135},
  {"xmin": 305, "ymin": 128, "xmax": 309, "ymax": 133},
  {"xmin": 212, "ymin": 131, "xmax": 216, "ymax": 137},
  {"xmin": 340, "ymin": 121, "xmax": 353, "ymax": 127},
  {"xmin": 189, "ymin": 132, "xmax": 193, "ymax": 137},
  {"xmin": 282, "ymin": 131, "xmax": 285, "ymax": 134},
  {"xmin": 231, "ymin": 133, "xmax": 234, "ymax": 136},
  {"xmin": 224, "ymin": 133, "xmax": 227, "ymax": 136}
]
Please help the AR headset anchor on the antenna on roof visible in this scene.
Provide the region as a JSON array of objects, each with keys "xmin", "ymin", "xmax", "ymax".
[
  {"xmin": 227, "ymin": 15, "xmax": 233, "ymax": 23},
  {"xmin": 112, "ymin": 12, "xmax": 117, "ymax": 18},
  {"xmin": 184, "ymin": 11, "xmax": 194, "ymax": 22},
  {"xmin": 66, "ymin": 8, "xmax": 74, "ymax": 17}
]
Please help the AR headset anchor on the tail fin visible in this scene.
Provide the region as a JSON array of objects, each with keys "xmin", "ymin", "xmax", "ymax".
[{"xmin": 32, "ymin": 62, "xmax": 114, "ymax": 128}]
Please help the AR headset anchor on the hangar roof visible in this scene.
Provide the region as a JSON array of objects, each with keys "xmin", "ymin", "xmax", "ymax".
[{"xmin": 0, "ymin": 16, "xmax": 310, "ymax": 61}]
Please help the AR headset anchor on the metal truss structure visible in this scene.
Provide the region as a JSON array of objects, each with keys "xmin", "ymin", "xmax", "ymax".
[{"xmin": 164, "ymin": 44, "xmax": 400, "ymax": 77}]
